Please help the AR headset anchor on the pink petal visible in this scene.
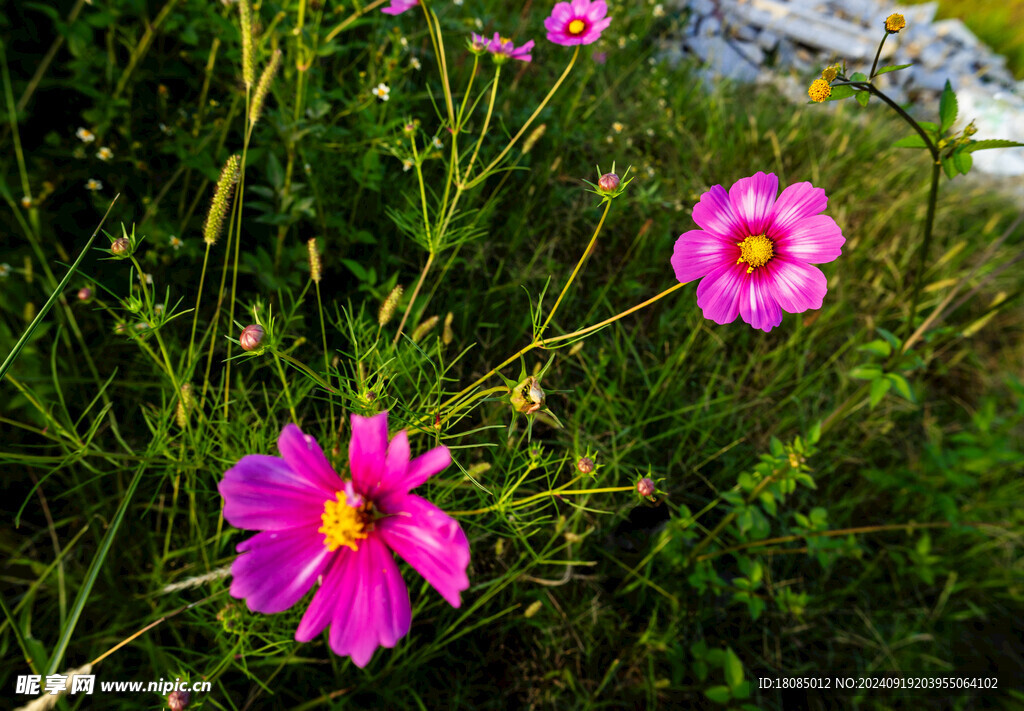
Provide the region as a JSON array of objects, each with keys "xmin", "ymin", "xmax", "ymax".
[
  {"xmin": 402, "ymin": 445, "xmax": 451, "ymax": 492},
  {"xmin": 349, "ymin": 412, "xmax": 389, "ymax": 495},
  {"xmin": 738, "ymin": 270, "xmax": 784, "ymax": 332},
  {"xmin": 571, "ymin": 0, "xmax": 590, "ymax": 14},
  {"xmin": 378, "ymin": 494, "xmax": 470, "ymax": 608},
  {"xmin": 295, "ymin": 549, "xmax": 357, "ymax": 643},
  {"xmin": 219, "ymin": 454, "xmax": 330, "ymax": 531},
  {"xmin": 586, "ymin": 0, "xmax": 608, "ymax": 20},
  {"xmin": 767, "ymin": 182, "xmax": 827, "ymax": 236},
  {"xmin": 277, "ymin": 424, "xmax": 345, "ymax": 495},
  {"xmin": 763, "ymin": 258, "xmax": 828, "ymax": 313},
  {"xmin": 327, "ymin": 536, "xmax": 411, "ymax": 667},
  {"xmin": 692, "ymin": 184, "xmax": 745, "ymax": 239},
  {"xmin": 728, "ymin": 172, "xmax": 778, "ymax": 236},
  {"xmin": 671, "ymin": 229, "xmax": 737, "ymax": 284},
  {"xmin": 774, "ymin": 215, "xmax": 845, "ymax": 264},
  {"xmin": 695, "ymin": 262, "xmax": 747, "ymax": 325},
  {"xmin": 231, "ymin": 527, "xmax": 331, "ymax": 613}
]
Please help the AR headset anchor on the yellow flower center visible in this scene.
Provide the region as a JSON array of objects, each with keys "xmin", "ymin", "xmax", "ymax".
[
  {"xmin": 736, "ymin": 234, "xmax": 774, "ymax": 273},
  {"xmin": 885, "ymin": 13, "xmax": 905, "ymax": 33},
  {"xmin": 807, "ymin": 78, "xmax": 832, "ymax": 103},
  {"xmin": 319, "ymin": 490, "xmax": 371, "ymax": 552},
  {"xmin": 568, "ymin": 19, "xmax": 586, "ymax": 35}
]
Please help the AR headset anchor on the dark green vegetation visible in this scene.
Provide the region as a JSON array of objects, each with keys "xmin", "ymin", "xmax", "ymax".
[{"xmin": 1, "ymin": 2, "xmax": 1022, "ymax": 709}]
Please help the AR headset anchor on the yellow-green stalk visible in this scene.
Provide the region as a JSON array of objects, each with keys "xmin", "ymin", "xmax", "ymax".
[{"xmin": 203, "ymin": 155, "xmax": 241, "ymax": 246}]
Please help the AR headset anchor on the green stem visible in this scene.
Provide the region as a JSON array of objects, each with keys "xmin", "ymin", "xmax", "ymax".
[
  {"xmin": 272, "ymin": 352, "xmax": 299, "ymax": 422},
  {"xmin": 905, "ymin": 161, "xmax": 942, "ymax": 339},
  {"xmin": 463, "ymin": 67, "xmax": 501, "ymax": 183},
  {"xmin": 451, "ymin": 486, "xmax": 634, "ymax": 516},
  {"xmin": 868, "ymin": 32, "xmax": 888, "ymax": 79},
  {"xmin": 393, "ymin": 251, "xmax": 435, "ymax": 345},
  {"xmin": 323, "ymin": 0, "xmax": 388, "ymax": 43}
]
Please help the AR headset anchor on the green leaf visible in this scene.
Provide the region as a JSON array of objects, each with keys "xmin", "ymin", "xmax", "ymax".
[
  {"xmin": 954, "ymin": 151, "xmax": 973, "ymax": 175},
  {"xmin": 939, "ymin": 80, "xmax": 958, "ymax": 133},
  {"xmin": 724, "ymin": 648, "xmax": 744, "ymax": 690},
  {"xmin": 941, "ymin": 156, "xmax": 957, "ymax": 179},
  {"xmin": 962, "ymin": 139, "xmax": 1024, "ymax": 153},
  {"xmin": 869, "ymin": 377, "xmax": 892, "ymax": 408},
  {"xmin": 886, "ymin": 373, "xmax": 916, "ymax": 403},
  {"xmin": 808, "ymin": 420, "xmax": 822, "ymax": 444},
  {"xmin": 857, "ymin": 339, "xmax": 892, "ymax": 357},
  {"xmin": 849, "ymin": 72, "xmax": 868, "ymax": 83},
  {"xmin": 849, "ymin": 365, "xmax": 882, "ymax": 380},
  {"xmin": 704, "ymin": 685, "xmax": 732, "ymax": 704},
  {"xmin": 827, "ymin": 85, "xmax": 855, "ymax": 101},
  {"xmin": 876, "ymin": 327, "xmax": 902, "ymax": 350},
  {"xmin": 876, "ymin": 63, "xmax": 913, "ymax": 75},
  {"xmin": 893, "ymin": 134, "xmax": 927, "ymax": 149},
  {"xmin": 855, "ymin": 90, "xmax": 869, "ymax": 107}
]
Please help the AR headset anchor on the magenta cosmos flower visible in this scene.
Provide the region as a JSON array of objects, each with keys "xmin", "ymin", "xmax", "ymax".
[
  {"xmin": 218, "ymin": 414, "xmax": 470, "ymax": 667},
  {"xmin": 381, "ymin": 0, "xmax": 417, "ymax": 15},
  {"xmin": 545, "ymin": 0, "xmax": 611, "ymax": 46},
  {"xmin": 671, "ymin": 172, "xmax": 845, "ymax": 332},
  {"xmin": 487, "ymin": 33, "xmax": 535, "ymax": 62}
]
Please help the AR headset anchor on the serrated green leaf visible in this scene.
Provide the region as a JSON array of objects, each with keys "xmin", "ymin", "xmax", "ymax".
[
  {"xmin": 857, "ymin": 339, "xmax": 892, "ymax": 357},
  {"xmin": 918, "ymin": 121, "xmax": 939, "ymax": 132},
  {"xmin": 827, "ymin": 85, "xmax": 855, "ymax": 101},
  {"xmin": 849, "ymin": 365, "xmax": 882, "ymax": 380},
  {"xmin": 725, "ymin": 648, "xmax": 744, "ymax": 690},
  {"xmin": 941, "ymin": 156, "xmax": 957, "ymax": 179},
  {"xmin": 954, "ymin": 151, "xmax": 972, "ymax": 175},
  {"xmin": 855, "ymin": 90, "xmax": 869, "ymax": 107},
  {"xmin": 869, "ymin": 377, "xmax": 892, "ymax": 408},
  {"xmin": 876, "ymin": 63, "xmax": 913, "ymax": 75},
  {"xmin": 893, "ymin": 134, "xmax": 927, "ymax": 149},
  {"xmin": 886, "ymin": 373, "xmax": 916, "ymax": 403},
  {"xmin": 962, "ymin": 139, "xmax": 1024, "ymax": 153},
  {"xmin": 849, "ymin": 72, "xmax": 868, "ymax": 83},
  {"xmin": 939, "ymin": 81, "xmax": 958, "ymax": 133}
]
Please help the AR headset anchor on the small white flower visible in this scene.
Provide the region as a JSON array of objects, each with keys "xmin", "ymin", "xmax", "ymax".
[
  {"xmin": 646, "ymin": 128, "xmax": 655, "ymax": 137},
  {"xmin": 402, "ymin": 159, "xmax": 413, "ymax": 172},
  {"xmin": 169, "ymin": 236, "xmax": 183, "ymax": 250},
  {"xmin": 410, "ymin": 57, "xmax": 422, "ymax": 70},
  {"xmin": 85, "ymin": 178, "xmax": 102, "ymax": 191},
  {"xmin": 0, "ymin": 263, "xmax": 11, "ymax": 278},
  {"xmin": 617, "ymin": 36, "xmax": 626, "ymax": 48},
  {"xmin": 431, "ymin": 136, "xmax": 443, "ymax": 149},
  {"xmin": 76, "ymin": 127, "xmax": 95, "ymax": 143},
  {"xmin": 145, "ymin": 273, "xmax": 154, "ymax": 285},
  {"xmin": 605, "ymin": 135, "xmax": 613, "ymax": 144},
  {"xmin": 612, "ymin": 121, "xmax": 624, "ymax": 133},
  {"xmin": 21, "ymin": 196, "xmax": 32, "ymax": 208},
  {"xmin": 453, "ymin": 0, "xmax": 462, "ymax": 5},
  {"xmin": 400, "ymin": 36, "xmax": 408, "ymax": 48},
  {"xmin": 474, "ymin": 17, "xmax": 483, "ymax": 29},
  {"xmin": 653, "ymin": 4, "xmax": 664, "ymax": 17},
  {"xmin": 644, "ymin": 165, "xmax": 655, "ymax": 177},
  {"xmin": 372, "ymin": 83, "xmax": 391, "ymax": 101},
  {"xmin": 304, "ymin": 163, "xmax": 312, "ymax": 175},
  {"xmin": 97, "ymin": 146, "xmax": 113, "ymax": 161},
  {"xmin": 159, "ymin": 123, "xmax": 173, "ymax": 135}
]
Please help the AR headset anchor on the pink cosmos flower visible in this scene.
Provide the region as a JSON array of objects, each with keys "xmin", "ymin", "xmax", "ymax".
[
  {"xmin": 381, "ymin": 0, "xmax": 418, "ymax": 15},
  {"xmin": 487, "ymin": 32, "xmax": 535, "ymax": 62},
  {"xmin": 219, "ymin": 414, "xmax": 470, "ymax": 667},
  {"xmin": 544, "ymin": 0, "xmax": 612, "ymax": 46},
  {"xmin": 671, "ymin": 172, "xmax": 845, "ymax": 332}
]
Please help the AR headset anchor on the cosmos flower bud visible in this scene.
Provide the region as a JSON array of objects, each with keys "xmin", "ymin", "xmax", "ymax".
[
  {"xmin": 239, "ymin": 324, "xmax": 265, "ymax": 352},
  {"xmin": 510, "ymin": 376, "xmax": 545, "ymax": 415},
  {"xmin": 884, "ymin": 13, "xmax": 905, "ymax": 34},
  {"xmin": 576, "ymin": 456, "xmax": 595, "ymax": 474},
  {"xmin": 77, "ymin": 286, "xmax": 93, "ymax": 302},
  {"xmin": 637, "ymin": 477, "xmax": 656, "ymax": 497},
  {"xmin": 379, "ymin": 285, "xmax": 403, "ymax": 326},
  {"xmin": 598, "ymin": 172, "xmax": 620, "ymax": 192},
  {"xmin": 110, "ymin": 237, "xmax": 131, "ymax": 257},
  {"xmin": 168, "ymin": 690, "xmax": 191, "ymax": 710}
]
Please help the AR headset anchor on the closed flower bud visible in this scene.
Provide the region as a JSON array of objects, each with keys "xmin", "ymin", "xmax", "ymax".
[
  {"xmin": 576, "ymin": 456, "xmax": 595, "ymax": 474},
  {"xmin": 884, "ymin": 13, "xmax": 905, "ymax": 33},
  {"xmin": 510, "ymin": 376, "xmax": 545, "ymax": 415},
  {"xmin": 239, "ymin": 324, "xmax": 265, "ymax": 351},
  {"xmin": 598, "ymin": 172, "xmax": 620, "ymax": 192},
  {"xmin": 637, "ymin": 477, "xmax": 656, "ymax": 497},
  {"xmin": 77, "ymin": 286, "xmax": 93, "ymax": 302},
  {"xmin": 110, "ymin": 237, "xmax": 131, "ymax": 256},
  {"xmin": 378, "ymin": 285, "xmax": 403, "ymax": 326},
  {"xmin": 168, "ymin": 690, "xmax": 191, "ymax": 710}
]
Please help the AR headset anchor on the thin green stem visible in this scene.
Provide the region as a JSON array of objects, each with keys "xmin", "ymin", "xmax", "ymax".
[
  {"xmin": 323, "ymin": 0, "xmax": 387, "ymax": 43},
  {"xmin": 314, "ymin": 280, "xmax": 335, "ymax": 433},
  {"xmin": 539, "ymin": 201, "xmax": 612, "ymax": 336},
  {"xmin": 841, "ymin": 81, "xmax": 938, "ymax": 159},
  {"xmin": 272, "ymin": 352, "xmax": 298, "ymax": 422},
  {"xmin": 463, "ymin": 67, "xmax": 501, "ymax": 183},
  {"xmin": 451, "ymin": 486, "xmax": 634, "ymax": 516},
  {"xmin": 868, "ymin": 33, "xmax": 888, "ymax": 79},
  {"xmin": 905, "ymin": 161, "xmax": 942, "ymax": 340},
  {"xmin": 393, "ymin": 251, "xmax": 436, "ymax": 345}
]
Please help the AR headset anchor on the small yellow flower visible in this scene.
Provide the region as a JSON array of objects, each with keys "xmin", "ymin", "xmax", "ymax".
[
  {"xmin": 402, "ymin": 159, "xmax": 413, "ymax": 172},
  {"xmin": 807, "ymin": 78, "xmax": 832, "ymax": 103},
  {"xmin": 821, "ymin": 65, "xmax": 838, "ymax": 83},
  {"xmin": 169, "ymin": 236, "xmax": 183, "ymax": 250},
  {"xmin": 612, "ymin": 121, "xmax": 625, "ymax": 133},
  {"xmin": 97, "ymin": 146, "xmax": 113, "ymax": 161},
  {"xmin": 76, "ymin": 127, "xmax": 95, "ymax": 143},
  {"xmin": 85, "ymin": 178, "xmax": 102, "ymax": 191},
  {"xmin": 885, "ymin": 13, "xmax": 905, "ymax": 33}
]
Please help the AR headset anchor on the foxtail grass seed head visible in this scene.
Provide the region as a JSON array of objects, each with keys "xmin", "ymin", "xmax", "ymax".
[
  {"xmin": 308, "ymin": 238, "xmax": 322, "ymax": 283},
  {"xmin": 576, "ymin": 456, "xmax": 595, "ymax": 474},
  {"xmin": 77, "ymin": 286, "xmax": 93, "ymax": 302},
  {"xmin": 168, "ymin": 690, "xmax": 192, "ymax": 711},
  {"xmin": 885, "ymin": 13, "xmax": 906, "ymax": 33},
  {"xmin": 807, "ymin": 78, "xmax": 831, "ymax": 103},
  {"xmin": 821, "ymin": 65, "xmax": 838, "ymax": 82},
  {"xmin": 522, "ymin": 123, "xmax": 547, "ymax": 154},
  {"xmin": 510, "ymin": 376, "xmax": 545, "ymax": 415},
  {"xmin": 442, "ymin": 311, "xmax": 454, "ymax": 345},
  {"xmin": 203, "ymin": 155, "xmax": 241, "ymax": 246},
  {"xmin": 176, "ymin": 383, "xmax": 194, "ymax": 429},
  {"xmin": 110, "ymin": 237, "xmax": 131, "ymax": 257},
  {"xmin": 411, "ymin": 314, "xmax": 440, "ymax": 342},
  {"xmin": 598, "ymin": 172, "xmax": 620, "ymax": 192},
  {"xmin": 239, "ymin": 0, "xmax": 255, "ymax": 87},
  {"xmin": 240, "ymin": 324, "xmax": 265, "ymax": 352},
  {"xmin": 524, "ymin": 600, "xmax": 544, "ymax": 618},
  {"xmin": 250, "ymin": 49, "xmax": 282, "ymax": 127},
  {"xmin": 637, "ymin": 477, "xmax": 656, "ymax": 497},
  {"xmin": 378, "ymin": 285, "xmax": 403, "ymax": 326}
]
